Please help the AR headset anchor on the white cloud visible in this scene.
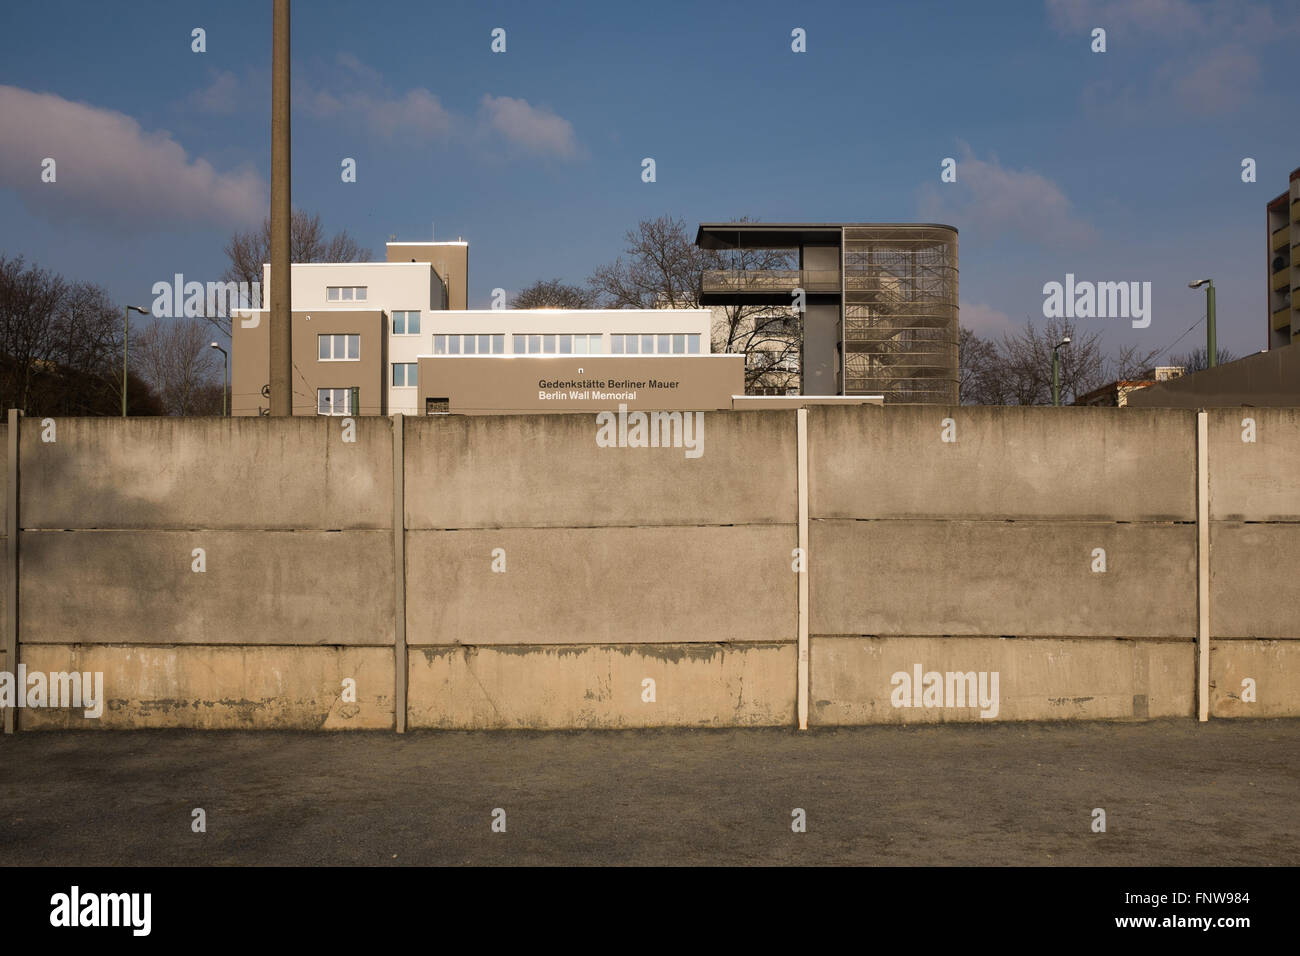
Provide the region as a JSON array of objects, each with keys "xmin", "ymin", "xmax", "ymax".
[
  {"xmin": 0, "ymin": 85, "xmax": 266, "ymax": 231},
  {"xmin": 296, "ymin": 54, "xmax": 582, "ymax": 160},
  {"xmin": 305, "ymin": 87, "xmax": 455, "ymax": 140},
  {"xmin": 960, "ymin": 301, "xmax": 1017, "ymax": 337},
  {"xmin": 479, "ymin": 94, "xmax": 580, "ymax": 159},
  {"xmin": 1046, "ymin": 0, "xmax": 1296, "ymax": 116},
  {"xmin": 919, "ymin": 144, "xmax": 1095, "ymax": 246},
  {"xmin": 188, "ymin": 70, "xmax": 242, "ymax": 114}
]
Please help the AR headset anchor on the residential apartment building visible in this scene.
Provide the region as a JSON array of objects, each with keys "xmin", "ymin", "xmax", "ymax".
[
  {"xmin": 1074, "ymin": 366, "xmax": 1185, "ymax": 407},
  {"xmin": 696, "ymin": 222, "xmax": 959, "ymax": 402},
  {"xmin": 231, "ymin": 237, "xmax": 715, "ymax": 416},
  {"xmin": 1267, "ymin": 165, "xmax": 1300, "ymax": 349}
]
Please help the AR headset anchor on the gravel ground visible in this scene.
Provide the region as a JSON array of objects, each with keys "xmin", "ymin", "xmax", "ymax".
[{"xmin": 1, "ymin": 718, "xmax": 1296, "ymax": 866}]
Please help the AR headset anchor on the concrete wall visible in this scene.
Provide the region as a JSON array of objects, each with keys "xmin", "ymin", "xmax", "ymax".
[
  {"xmin": 1127, "ymin": 342, "xmax": 1300, "ymax": 407},
  {"xmin": 1, "ymin": 405, "xmax": 1296, "ymax": 732}
]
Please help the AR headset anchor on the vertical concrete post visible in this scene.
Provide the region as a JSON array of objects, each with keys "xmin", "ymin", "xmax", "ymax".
[
  {"xmin": 1196, "ymin": 410, "xmax": 1210, "ymax": 722},
  {"xmin": 3, "ymin": 410, "xmax": 20, "ymax": 734},
  {"xmin": 392, "ymin": 414, "xmax": 407, "ymax": 733},
  {"xmin": 268, "ymin": 0, "xmax": 292, "ymax": 416},
  {"xmin": 797, "ymin": 408, "xmax": 809, "ymax": 730}
]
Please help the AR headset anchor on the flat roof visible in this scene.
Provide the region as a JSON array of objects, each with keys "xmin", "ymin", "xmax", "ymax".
[
  {"xmin": 696, "ymin": 222, "xmax": 957, "ymax": 249},
  {"xmin": 386, "ymin": 240, "xmax": 469, "ymax": 246}
]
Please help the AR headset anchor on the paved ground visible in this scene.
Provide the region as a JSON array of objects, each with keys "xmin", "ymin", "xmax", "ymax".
[{"xmin": 0, "ymin": 719, "xmax": 1296, "ymax": 866}]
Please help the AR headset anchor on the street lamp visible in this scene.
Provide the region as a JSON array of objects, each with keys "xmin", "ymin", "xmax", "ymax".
[
  {"xmin": 1188, "ymin": 279, "xmax": 1216, "ymax": 368},
  {"xmin": 122, "ymin": 305, "xmax": 149, "ymax": 417},
  {"xmin": 210, "ymin": 342, "xmax": 228, "ymax": 417},
  {"xmin": 1051, "ymin": 336, "xmax": 1071, "ymax": 407}
]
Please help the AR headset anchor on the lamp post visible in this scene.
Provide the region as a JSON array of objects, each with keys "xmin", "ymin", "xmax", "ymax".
[
  {"xmin": 210, "ymin": 342, "xmax": 228, "ymax": 416},
  {"xmin": 1188, "ymin": 279, "xmax": 1216, "ymax": 368},
  {"xmin": 122, "ymin": 305, "xmax": 149, "ymax": 417},
  {"xmin": 1051, "ymin": 335, "xmax": 1071, "ymax": 406}
]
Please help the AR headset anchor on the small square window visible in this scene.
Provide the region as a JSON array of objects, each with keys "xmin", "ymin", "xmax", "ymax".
[
  {"xmin": 341, "ymin": 287, "xmax": 354, "ymax": 301},
  {"xmin": 327, "ymin": 287, "xmax": 340, "ymax": 302},
  {"xmin": 354, "ymin": 287, "xmax": 367, "ymax": 301}
]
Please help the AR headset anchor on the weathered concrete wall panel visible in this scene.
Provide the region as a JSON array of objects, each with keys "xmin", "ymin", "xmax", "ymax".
[
  {"xmin": 811, "ymin": 636, "xmax": 1193, "ymax": 724},
  {"xmin": 407, "ymin": 642, "xmax": 794, "ymax": 728},
  {"xmin": 1207, "ymin": 408, "xmax": 1300, "ymax": 520},
  {"xmin": 19, "ymin": 417, "xmax": 392, "ymax": 530},
  {"xmin": 18, "ymin": 644, "xmax": 393, "ymax": 729},
  {"xmin": 404, "ymin": 412, "xmax": 796, "ymax": 530},
  {"xmin": 1209, "ymin": 639, "xmax": 1300, "ymax": 718},
  {"xmin": 811, "ymin": 519, "xmax": 1196, "ymax": 638},
  {"xmin": 21, "ymin": 531, "xmax": 394, "ymax": 645},
  {"xmin": 406, "ymin": 525, "xmax": 795, "ymax": 645},
  {"xmin": 810, "ymin": 405, "xmax": 1196, "ymax": 520},
  {"xmin": 1210, "ymin": 523, "xmax": 1300, "ymax": 639}
]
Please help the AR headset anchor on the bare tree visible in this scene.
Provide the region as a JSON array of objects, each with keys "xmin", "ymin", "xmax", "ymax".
[
  {"xmin": 217, "ymin": 210, "xmax": 367, "ymax": 336},
  {"xmin": 958, "ymin": 326, "xmax": 1000, "ymax": 405},
  {"xmin": 959, "ymin": 319, "xmax": 1110, "ymax": 405},
  {"xmin": 1171, "ymin": 345, "xmax": 1238, "ymax": 374},
  {"xmin": 0, "ymin": 254, "xmax": 163, "ymax": 414},
  {"xmin": 135, "ymin": 317, "xmax": 224, "ymax": 415},
  {"xmin": 1106, "ymin": 342, "xmax": 1165, "ymax": 382},
  {"xmin": 512, "ymin": 278, "xmax": 596, "ymax": 309},
  {"xmin": 587, "ymin": 215, "xmax": 798, "ymax": 391}
]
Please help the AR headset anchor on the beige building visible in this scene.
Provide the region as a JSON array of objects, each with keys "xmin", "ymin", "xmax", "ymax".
[
  {"xmin": 1267, "ymin": 166, "xmax": 1299, "ymax": 349},
  {"xmin": 231, "ymin": 237, "xmax": 725, "ymax": 416}
]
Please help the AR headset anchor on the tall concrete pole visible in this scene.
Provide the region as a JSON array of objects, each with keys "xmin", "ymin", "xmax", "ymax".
[{"xmin": 269, "ymin": 0, "xmax": 292, "ymax": 415}]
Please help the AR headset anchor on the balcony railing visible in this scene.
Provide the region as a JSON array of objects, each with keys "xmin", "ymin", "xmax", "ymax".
[{"xmin": 702, "ymin": 269, "xmax": 841, "ymax": 294}]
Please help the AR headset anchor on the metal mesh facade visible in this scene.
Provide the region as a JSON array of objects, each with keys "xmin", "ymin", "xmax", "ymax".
[{"xmin": 842, "ymin": 226, "xmax": 958, "ymax": 403}]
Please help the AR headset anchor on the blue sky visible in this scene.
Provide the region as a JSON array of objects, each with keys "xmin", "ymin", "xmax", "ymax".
[{"xmin": 1, "ymin": 0, "xmax": 1297, "ymax": 361}]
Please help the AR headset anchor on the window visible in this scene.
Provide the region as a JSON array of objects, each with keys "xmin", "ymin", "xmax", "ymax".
[
  {"xmin": 317, "ymin": 387, "xmax": 355, "ymax": 415},
  {"xmin": 392, "ymin": 311, "xmax": 421, "ymax": 335},
  {"xmin": 319, "ymin": 334, "xmax": 360, "ymax": 361},
  {"xmin": 392, "ymin": 363, "xmax": 418, "ymax": 387},
  {"xmin": 327, "ymin": 286, "xmax": 368, "ymax": 302},
  {"xmin": 426, "ymin": 397, "xmax": 450, "ymax": 415},
  {"xmin": 509, "ymin": 333, "xmax": 602, "ymax": 354},
  {"xmin": 436, "ymin": 334, "xmax": 507, "ymax": 355},
  {"xmin": 609, "ymin": 333, "xmax": 702, "ymax": 355}
]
